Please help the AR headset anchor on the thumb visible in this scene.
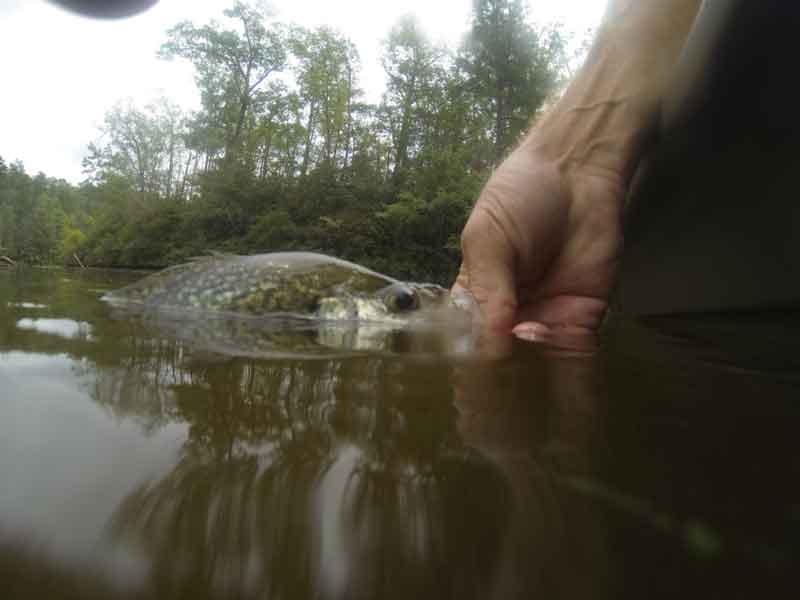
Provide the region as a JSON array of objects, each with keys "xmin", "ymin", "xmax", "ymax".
[{"xmin": 456, "ymin": 214, "xmax": 518, "ymax": 332}]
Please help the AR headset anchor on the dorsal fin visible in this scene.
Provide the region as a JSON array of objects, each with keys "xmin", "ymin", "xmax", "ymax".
[{"xmin": 184, "ymin": 250, "xmax": 238, "ymax": 263}]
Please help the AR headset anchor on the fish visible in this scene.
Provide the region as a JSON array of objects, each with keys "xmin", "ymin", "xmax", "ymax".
[{"xmin": 102, "ymin": 252, "xmax": 470, "ymax": 325}]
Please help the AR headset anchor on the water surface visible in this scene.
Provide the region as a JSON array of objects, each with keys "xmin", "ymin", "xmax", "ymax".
[{"xmin": 1, "ymin": 268, "xmax": 797, "ymax": 599}]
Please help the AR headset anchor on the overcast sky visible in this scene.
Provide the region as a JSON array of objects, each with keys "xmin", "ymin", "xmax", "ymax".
[{"xmin": 0, "ymin": 0, "xmax": 606, "ymax": 183}]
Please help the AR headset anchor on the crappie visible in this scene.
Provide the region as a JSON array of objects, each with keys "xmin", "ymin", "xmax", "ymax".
[{"xmin": 103, "ymin": 252, "xmax": 460, "ymax": 323}]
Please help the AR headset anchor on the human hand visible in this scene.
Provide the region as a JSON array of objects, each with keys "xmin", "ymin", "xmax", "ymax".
[
  {"xmin": 452, "ymin": 0, "xmax": 703, "ymax": 338},
  {"xmin": 454, "ymin": 143, "xmax": 625, "ymax": 336}
]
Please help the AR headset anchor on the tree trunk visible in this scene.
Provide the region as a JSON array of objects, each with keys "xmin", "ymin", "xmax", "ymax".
[
  {"xmin": 394, "ymin": 75, "xmax": 416, "ymax": 178},
  {"xmin": 494, "ymin": 86, "xmax": 505, "ymax": 165},
  {"xmin": 301, "ymin": 101, "xmax": 317, "ymax": 176},
  {"xmin": 230, "ymin": 92, "xmax": 251, "ymax": 161},
  {"xmin": 166, "ymin": 127, "xmax": 176, "ymax": 198},
  {"xmin": 342, "ymin": 63, "xmax": 354, "ymax": 170},
  {"xmin": 260, "ymin": 129, "xmax": 273, "ymax": 180}
]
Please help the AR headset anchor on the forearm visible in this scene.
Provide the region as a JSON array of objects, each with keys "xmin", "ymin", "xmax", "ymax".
[{"xmin": 528, "ymin": 0, "xmax": 703, "ymax": 180}]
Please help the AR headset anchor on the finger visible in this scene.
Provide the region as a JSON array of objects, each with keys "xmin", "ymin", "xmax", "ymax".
[
  {"xmin": 458, "ymin": 208, "xmax": 518, "ymax": 332},
  {"xmin": 516, "ymin": 295, "xmax": 608, "ymax": 329}
]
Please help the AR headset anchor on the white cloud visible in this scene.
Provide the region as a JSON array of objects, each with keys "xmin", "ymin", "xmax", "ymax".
[{"xmin": 0, "ymin": 0, "xmax": 605, "ymax": 183}]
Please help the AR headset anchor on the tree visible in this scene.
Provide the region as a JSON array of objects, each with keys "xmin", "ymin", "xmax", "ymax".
[
  {"xmin": 83, "ymin": 99, "xmax": 189, "ymax": 204},
  {"xmin": 460, "ymin": 0, "xmax": 564, "ymax": 163},
  {"xmin": 290, "ymin": 26, "xmax": 360, "ymax": 175},
  {"xmin": 3, "ymin": 1, "xmax": 508, "ymax": 280},
  {"xmin": 381, "ymin": 15, "xmax": 444, "ymax": 181},
  {"xmin": 159, "ymin": 1, "xmax": 287, "ymax": 164},
  {"xmin": 0, "ymin": 167, "xmax": 75, "ymax": 264}
]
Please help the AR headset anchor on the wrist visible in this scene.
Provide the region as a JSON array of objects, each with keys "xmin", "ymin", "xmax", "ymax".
[
  {"xmin": 523, "ymin": 42, "xmax": 659, "ymax": 182},
  {"xmin": 523, "ymin": 94, "xmax": 653, "ymax": 184},
  {"xmin": 521, "ymin": 0, "xmax": 701, "ymax": 182}
]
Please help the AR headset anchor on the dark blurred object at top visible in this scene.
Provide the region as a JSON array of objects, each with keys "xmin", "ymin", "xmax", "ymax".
[
  {"xmin": 617, "ymin": 0, "xmax": 800, "ymax": 315},
  {"xmin": 47, "ymin": 0, "xmax": 158, "ymax": 18}
]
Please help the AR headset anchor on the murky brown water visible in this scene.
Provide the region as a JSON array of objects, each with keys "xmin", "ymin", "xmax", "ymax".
[{"xmin": 1, "ymin": 268, "xmax": 798, "ymax": 599}]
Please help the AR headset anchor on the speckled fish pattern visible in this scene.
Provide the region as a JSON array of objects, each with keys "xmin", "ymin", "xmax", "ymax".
[{"xmin": 104, "ymin": 252, "xmax": 398, "ymax": 316}]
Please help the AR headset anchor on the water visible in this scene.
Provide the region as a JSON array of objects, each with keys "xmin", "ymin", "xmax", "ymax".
[{"xmin": 0, "ymin": 268, "xmax": 798, "ymax": 599}]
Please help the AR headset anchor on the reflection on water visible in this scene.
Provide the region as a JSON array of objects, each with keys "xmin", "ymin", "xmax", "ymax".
[
  {"xmin": 0, "ymin": 269, "xmax": 798, "ymax": 599},
  {"xmin": 107, "ymin": 307, "xmax": 479, "ymax": 360},
  {"xmin": 97, "ymin": 353, "xmax": 514, "ymax": 600},
  {"xmin": 8, "ymin": 302, "xmax": 48, "ymax": 309},
  {"xmin": 16, "ymin": 318, "xmax": 93, "ymax": 339}
]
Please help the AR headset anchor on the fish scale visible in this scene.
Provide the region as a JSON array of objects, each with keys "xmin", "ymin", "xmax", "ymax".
[{"xmin": 102, "ymin": 252, "xmax": 455, "ymax": 323}]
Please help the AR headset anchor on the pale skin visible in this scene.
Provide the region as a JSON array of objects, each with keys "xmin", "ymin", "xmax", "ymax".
[{"xmin": 454, "ymin": 0, "xmax": 703, "ymax": 336}]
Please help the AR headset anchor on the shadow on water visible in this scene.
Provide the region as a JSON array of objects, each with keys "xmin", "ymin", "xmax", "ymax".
[{"xmin": 1, "ymin": 270, "xmax": 798, "ymax": 599}]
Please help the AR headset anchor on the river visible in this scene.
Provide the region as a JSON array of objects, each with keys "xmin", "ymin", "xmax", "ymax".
[{"xmin": 0, "ymin": 267, "xmax": 797, "ymax": 599}]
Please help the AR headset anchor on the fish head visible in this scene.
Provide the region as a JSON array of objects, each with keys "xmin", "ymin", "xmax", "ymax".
[{"xmin": 316, "ymin": 282, "xmax": 477, "ymax": 325}]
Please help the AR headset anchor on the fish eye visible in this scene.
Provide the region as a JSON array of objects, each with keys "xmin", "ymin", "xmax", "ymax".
[{"xmin": 386, "ymin": 286, "xmax": 419, "ymax": 312}]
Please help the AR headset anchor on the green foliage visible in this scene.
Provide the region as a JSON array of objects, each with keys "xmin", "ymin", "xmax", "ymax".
[
  {"xmin": 60, "ymin": 217, "xmax": 87, "ymax": 263},
  {"xmin": 290, "ymin": 26, "xmax": 360, "ymax": 174},
  {"xmin": 83, "ymin": 99, "xmax": 188, "ymax": 201},
  {"xmin": 380, "ymin": 15, "xmax": 447, "ymax": 181},
  {"xmin": 159, "ymin": 0, "xmax": 287, "ymax": 161},
  {"xmin": 460, "ymin": 0, "xmax": 565, "ymax": 162},
  {"xmin": 243, "ymin": 208, "xmax": 297, "ymax": 252},
  {"xmin": 1, "ymin": 0, "xmax": 573, "ymax": 284},
  {"xmin": 0, "ymin": 163, "xmax": 82, "ymax": 265}
]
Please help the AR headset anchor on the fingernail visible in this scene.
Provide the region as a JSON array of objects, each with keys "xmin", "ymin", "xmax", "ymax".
[{"xmin": 512, "ymin": 322, "xmax": 553, "ymax": 341}]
